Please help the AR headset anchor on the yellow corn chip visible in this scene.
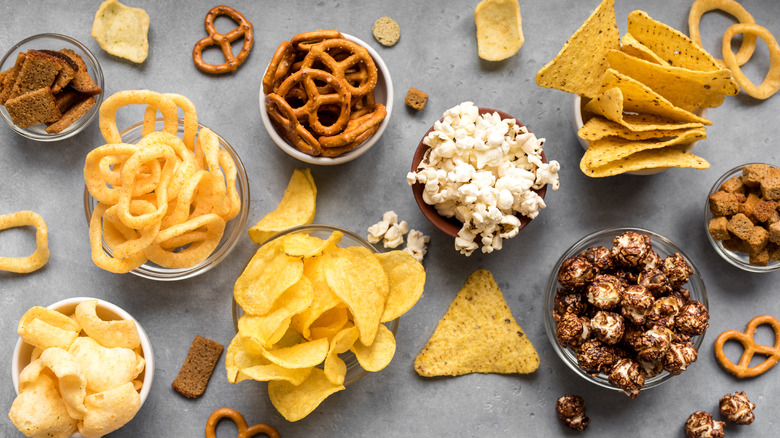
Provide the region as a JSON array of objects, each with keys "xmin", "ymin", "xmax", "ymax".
[
  {"xmin": 606, "ymin": 50, "xmax": 737, "ymax": 111},
  {"xmin": 268, "ymin": 368, "xmax": 345, "ymax": 422},
  {"xmin": 414, "ymin": 270, "xmax": 539, "ymax": 377},
  {"xmin": 535, "ymin": 0, "xmax": 619, "ymax": 98},
  {"xmin": 248, "ymin": 169, "xmax": 317, "ymax": 245},
  {"xmin": 620, "ymin": 33, "xmax": 669, "ymax": 66},
  {"xmin": 627, "ymin": 10, "xmax": 720, "ymax": 72},
  {"xmin": 91, "ymin": 0, "xmax": 150, "ymax": 63},
  {"xmin": 580, "ymin": 148, "xmax": 710, "ymax": 177},
  {"xmin": 578, "ymin": 116, "xmax": 706, "ymax": 141},
  {"xmin": 581, "ymin": 129, "xmax": 707, "ymax": 168},
  {"xmin": 474, "ymin": 0, "xmax": 524, "ymax": 61}
]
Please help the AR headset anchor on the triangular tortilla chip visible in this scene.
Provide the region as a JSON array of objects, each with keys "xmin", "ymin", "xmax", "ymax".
[
  {"xmin": 620, "ymin": 33, "xmax": 668, "ymax": 66},
  {"xmin": 627, "ymin": 10, "xmax": 720, "ymax": 72},
  {"xmin": 581, "ymin": 129, "xmax": 707, "ymax": 168},
  {"xmin": 584, "ymin": 89, "xmax": 707, "ymax": 132},
  {"xmin": 414, "ymin": 270, "xmax": 539, "ymax": 377},
  {"xmin": 606, "ymin": 50, "xmax": 737, "ymax": 111},
  {"xmin": 578, "ymin": 116, "xmax": 705, "ymax": 141},
  {"xmin": 535, "ymin": 0, "xmax": 619, "ymax": 98},
  {"xmin": 580, "ymin": 148, "xmax": 710, "ymax": 177}
]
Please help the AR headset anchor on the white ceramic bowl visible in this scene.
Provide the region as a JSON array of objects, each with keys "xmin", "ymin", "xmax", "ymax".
[
  {"xmin": 12, "ymin": 297, "xmax": 154, "ymax": 438},
  {"xmin": 259, "ymin": 33, "xmax": 393, "ymax": 165},
  {"xmin": 573, "ymin": 95, "xmax": 706, "ymax": 176}
]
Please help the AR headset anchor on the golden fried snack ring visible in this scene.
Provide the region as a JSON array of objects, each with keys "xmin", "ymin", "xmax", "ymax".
[
  {"xmin": 688, "ymin": 0, "xmax": 757, "ymax": 68},
  {"xmin": 319, "ymin": 103, "xmax": 387, "ymax": 149},
  {"xmin": 192, "ymin": 5, "xmax": 254, "ymax": 74},
  {"xmin": 100, "ymin": 90, "xmax": 179, "ymax": 144},
  {"xmin": 265, "ymin": 93, "xmax": 322, "ymax": 156},
  {"xmin": 0, "ymin": 211, "xmax": 49, "ymax": 274},
  {"xmin": 723, "ymin": 23, "xmax": 780, "ymax": 100},
  {"xmin": 146, "ymin": 213, "xmax": 225, "ymax": 269},
  {"xmin": 205, "ymin": 408, "xmax": 279, "ymax": 438},
  {"xmin": 290, "ymin": 30, "xmax": 342, "ymax": 52},
  {"xmin": 714, "ymin": 314, "xmax": 780, "ymax": 378},
  {"xmin": 301, "ymin": 38, "xmax": 377, "ymax": 98},
  {"xmin": 90, "ymin": 203, "xmax": 147, "ymax": 273},
  {"xmin": 275, "ymin": 68, "xmax": 352, "ymax": 136},
  {"xmin": 263, "ymin": 41, "xmax": 296, "ymax": 95}
]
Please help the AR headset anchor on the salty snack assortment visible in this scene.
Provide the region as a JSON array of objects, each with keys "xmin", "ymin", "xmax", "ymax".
[{"xmin": 262, "ymin": 30, "xmax": 387, "ymax": 157}]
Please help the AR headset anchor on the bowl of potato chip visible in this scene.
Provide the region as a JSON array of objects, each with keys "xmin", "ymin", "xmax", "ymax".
[
  {"xmin": 0, "ymin": 33, "xmax": 104, "ymax": 141},
  {"xmin": 229, "ymin": 224, "xmax": 425, "ymax": 422},
  {"xmin": 83, "ymin": 90, "xmax": 249, "ymax": 280},
  {"xmin": 259, "ymin": 31, "xmax": 393, "ymax": 165},
  {"xmin": 10, "ymin": 297, "xmax": 153, "ymax": 438}
]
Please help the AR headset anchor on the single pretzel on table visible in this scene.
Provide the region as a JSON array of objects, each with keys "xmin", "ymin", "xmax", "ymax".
[
  {"xmin": 192, "ymin": 5, "xmax": 254, "ymax": 74},
  {"xmin": 205, "ymin": 407, "xmax": 280, "ymax": 438},
  {"xmin": 714, "ymin": 314, "xmax": 780, "ymax": 378}
]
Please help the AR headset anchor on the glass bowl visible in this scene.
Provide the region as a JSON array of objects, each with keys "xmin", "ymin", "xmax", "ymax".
[
  {"xmin": 84, "ymin": 119, "xmax": 250, "ymax": 281},
  {"xmin": 259, "ymin": 33, "xmax": 393, "ymax": 165},
  {"xmin": 0, "ymin": 33, "xmax": 104, "ymax": 141},
  {"xmin": 232, "ymin": 224, "xmax": 399, "ymax": 386},
  {"xmin": 410, "ymin": 107, "xmax": 548, "ymax": 238},
  {"xmin": 12, "ymin": 297, "xmax": 154, "ymax": 438},
  {"xmin": 572, "ymin": 95, "xmax": 706, "ymax": 176},
  {"xmin": 704, "ymin": 163, "xmax": 780, "ymax": 273},
  {"xmin": 543, "ymin": 227, "xmax": 708, "ymax": 394}
]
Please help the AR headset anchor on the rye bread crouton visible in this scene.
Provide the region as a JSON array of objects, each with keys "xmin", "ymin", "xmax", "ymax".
[
  {"xmin": 8, "ymin": 50, "xmax": 63, "ymax": 100},
  {"xmin": 753, "ymin": 198, "xmax": 778, "ymax": 223},
  {"xmin": 39, "ymin": 49, "xmax": 79, "ymax": 93},
  {"xmin": 727, "ymin": 213, "xmax": 754, "ymax": 241},
  {"xmin": 709, "ymin": 191, "xmax": 740, "ymax": 216},
  {"xmin": 171, "ymin": 336, "xmax": 224, "ymax": 398},
  {"xmin": 746, "ymin": 226, "xmax": 769, "ymax": 255},
  {"xmin": 5, "ymin": 87, "xmax": 61, "ymax": 128},
  {"xmin": 708, "ymin": 216, "xmax": 730, "ymax": 241},
  {"xmin": 742, "ymin": 164, "xmax": 770, "ymax": 187},
  {"xmin": 0, "ymin": 52, "xmax": 26, "ymax": 104},
  {"xmin": 45, "ymin": 95, "xmax": 95, "ymax": 133},
  {"xmin": 759, "ymin": 168, "xmax": 780, "ymax": 201},
  {"xmin": 59, "ymin": 49, "xmax": 102, "ymax": 96},
  {"xmin": 405, "ymin": 87, "xmax": 428, "ymax": 111},
  {"xmin": 719, "ymin": 176, "xmax": 745, "ymax": 194}
]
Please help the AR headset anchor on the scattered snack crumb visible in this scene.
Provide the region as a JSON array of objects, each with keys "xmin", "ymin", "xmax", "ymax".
[
  {"xmin": 414, "ymin": 269, "xmax": 539, "ymax": 377},
  {"xmin": 172, "ymin": 336, "xmax": 224, "ymax": 398},
  {"xmin": 91, "ymin": 0, "xmax": 150, "ymax": 63},
  {"xmin": 404, "ymin": 87, "xmax": 428, "ymax": 110},
  {"xmin": 372, "ymin": 16, "xmax": 400, "ymax": 47},
  {"xmin": 556, "ymin": 394, "xmax": 590, "ymax": 431},
  {"xmin": 685, "ymin": 411, "xmax": 725, "ymax": 438},
  {"xmin": 474, "ymin": 0, "xmax": 524, "ymax": 61},
  {"xmin": 719, "ymin": 391, "xmax": 756, "ymax": 425}
]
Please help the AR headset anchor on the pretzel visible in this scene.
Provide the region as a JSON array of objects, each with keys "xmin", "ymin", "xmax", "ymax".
[
  {"xmin": 319, "ymin": 103, "xmax": 387, "ymax": 149},
  {"xmin": 290, "ymin": 30, "xmax": 342, "ymax": 52},
  {"xmin": 205, "ymin": 408, "xmax": 279, "ymax": 438},
  {"xmin": 192, "ymin": 5, "xmax": 254, "ymax": 74},
  {"xmin": 688, "ymin": 0, "xmax": 756, "ymax": 68},
  {"xmin": 265, "ymin": 93, "xmax": 322, "ymax": 156},
  {"xmin": 714, "ymin": 314, "xmax": 780, "ymax": 378},
  {"xmin": 275, "ymin": 68, "xmax": 352, "ymax": 136},
  {"xmin": 722, "ymin": 23, "xmax": 780, "ymax": 100},
  {"xmin": 262, "ymin": 41, "xmax": 296, "ymax": 94},
  {"xmin": 301, "ymin": 38, "xmax": 377, "ymax": 98}
]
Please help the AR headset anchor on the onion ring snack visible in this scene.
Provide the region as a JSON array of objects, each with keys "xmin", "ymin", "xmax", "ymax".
[{"xmin": 0, "ymin": 211, "xmax": 49, "ymax": 274}]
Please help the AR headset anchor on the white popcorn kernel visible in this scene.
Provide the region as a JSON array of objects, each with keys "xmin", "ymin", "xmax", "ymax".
[
  {"xmin": 497, "ymin": 189, "xmax": 514, "ymax": 210},
  {"xmin": 404, "ymin": 229, "xmax": 430, "ymax": 263},
  {"xmin": 383, "ymin": 220, "xmax": 408, "ymax": 249},
  {"xmin": 498, "ymin": 214, "xmax": 521, "ymax": 239}
]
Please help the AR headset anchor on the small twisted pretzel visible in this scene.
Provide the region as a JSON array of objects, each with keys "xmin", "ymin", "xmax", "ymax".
[
  {"xmin": 290, "ymin": 30, "xmax": 343, "ymax": 53},
  {"xmin": 205, "ymin": 408, "xmax": 280, "ymax": 438},
  {"xmin": 275, "ymin": 68, "xmax": 352, "ymax": 136},
  {"xmin": 192, "ymin": 5, "xmax": 254, "ymax": 74},
  {"xmin": 714, "ymin": 314, "xmax": 780, "ymax": 378},
  {"xmin": 265, "ymin": 94, "xmax": 322, "ymax": 156},
  {"xmin": 301, "ymin": 38, "xmax": 377, "ymax": 98},
  {"xmin": 262, "ymin": 41, "xmax": 296, "ymax": 94},
  {"xmin": 319, "ymin": 103, "xmax": 386, "ymax": 149}
]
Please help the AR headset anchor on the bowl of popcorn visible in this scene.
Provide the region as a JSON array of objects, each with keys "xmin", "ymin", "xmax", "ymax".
[
  {"xmin": 408, "ymin": 102, "xmax": 560, "ymax": 256},
  {"xmin": 543, "ymin": 228, "xmax": 709, "ymax": 398},
  {"xmin": 10, "ymin": 297, "xmax": 153, "ymax": 437}
]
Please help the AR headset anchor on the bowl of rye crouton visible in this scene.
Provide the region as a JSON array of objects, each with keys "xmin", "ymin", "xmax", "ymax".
[
  {"xmin": 0, "ymin": 33, "xmax": 103, "ymax": 141},
  {"xmin": 705, "ymin": 163, "xmax": 780, "ymax": 273}
]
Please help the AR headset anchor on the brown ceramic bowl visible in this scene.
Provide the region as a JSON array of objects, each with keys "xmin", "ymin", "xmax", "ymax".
[{"xmin": 410, "ymin": 108, "xmax": 547, "ymax": 237}]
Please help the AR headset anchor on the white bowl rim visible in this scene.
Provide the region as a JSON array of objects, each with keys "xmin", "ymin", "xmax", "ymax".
[{"xmin": 258, "ymin": 33, "xmax": 393, "ymax": 165}]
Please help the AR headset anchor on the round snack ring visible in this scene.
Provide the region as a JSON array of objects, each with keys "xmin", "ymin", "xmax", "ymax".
[
  {"xmin": 290, "ymin": 30, "xmax": 343, "ymax": 53},
  {"xmin": 263, "ymin": 41, "xmax": 296, "ymax": 95},
  {"xmin": 0, "ymin": 211, "xmax": 49, "ymax": 274},
  {"xmin": 319, "ymin": 103, "xmax": 387, "ymax": 149},
  {"xmin": 117, "ymin": 143, "xmax": 178, "ymax": 230},
  {"xmin": 192, "ymin": 5, "xmax": 254, "ymax": 74},
  {"xmin": 688, "ymin": 0, "xmax": 757, "ymax": 68},
  {"xmin": 722, "ymin": 23, "xmax": 780, "ymax": 100},
  {"xmin": 265, "ymin": 93, "xmax": 322, "ymax": 156},
  {"xmin": 275, "ymin": 68, "xmax": 352, "ymax": 136},
  {"xmin": 99, "ymin": 90, "xmax": 179, "ymax": 145},
  {"xmin": 145, "ymin": 213, "xmax": 225, "ymax": 269},
  {"xmin": 714, "ymin": 314, "xmax": 780, "ymax": 378},
  {"xmin": 205, "ymin": 408, "xmax": 279, "ymax": 438},
  {"xmin": 90, "ymin": 203, "xmax": 147, "ymax": 274},
  {"xmin": 301, "ymin": 38, "xmax": 377, "ymax": 98},
  {"xmin": 84, "ymin": 143, "xmax": 140, "ymax": 204}
]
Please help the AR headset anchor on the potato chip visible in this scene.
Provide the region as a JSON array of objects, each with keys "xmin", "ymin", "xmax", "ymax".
[
  {"xmin": 234, "ymin": 238, "xmax": 304, "ymax": 316},
  {"xmin": 535, "ymin": 0, "xmax": 619, "ymax": 98},
  {"xmin": 414, "ymin": 270, "xmax": 539, "ymax": 377},
  {"xmin": 474, "ymin": 0, "xmax": 524, "ymax": 61},
  {"xmin": 91, "ymin": 0, "xmax": 150, "ymax": 63},
  {"xmin": 0, "ymin": 210, "xmax": 50, "ymax": 274},
  {"xmin": 225, "ymin": 335, "xmax": 312, "ymax": 385},
  {"xmin": 9, "ymin": 373, "xmax": 78, "ymax": 438},
  {"xmin": 268, "ymin": 368, "xmax": 345, "ymax": 422},
  {"xmin": 722, "ymin": 23, "xmax": 780, "ymax": 100},
  {"xmin": 248, "ymin": 169, "xmax": 317, "ymax": 245},
  {"xmin": 79, "ymin": 381, "xmax": 141, "ymax": 438},
  {"xmin": 17, "ymin": 306, "xmax": 80, "ymax": 350},
  {"xmin": 39, "ymin": 347, "xmax": 88, "ymax": 420},
  {"xmin": 620, "ymin": 33, "xmax": 669, "ymax": 66},
  {"xmin": 323, "ymin": 325, "xmax": 359, "ymax": 385},
  {"xmin": 282, "ymin": 231, "xmax": 342, "ymax": 258},
  {"xmin": 351, "ymin": 323, "xmax": 396, "ymax": 372},
  {"xmin": 578, "ymin": 116, "xmax": 706, "ymax": 141},
  {"xmin": 627, "ymin": 10, "xmax": 721, "ymax": 72},
  {"xmin": 581, "ymin": 129, "xmax": 707, "ymax": 168},
  {"xmin": 688, "ymin": 0, "xmax": 757, "ymax": 68},
  {"xmin": 75, "ymin": 299, "xmax": 141, "ymax": 349},
  {"xmin": 291, "ymin": 254, "xmax": 343, "ymax": 340},
  {"xmin": 260, "ymin": 337, "xmax": 329, "ymax": 369},
  {"xmin": 238, "ymin": 276, "xmax": 313, "ymax": 347},
  {"xmin": 325, "ymin": 246, "xmax": 389, "ymax": 345},
  {"xmin": 580, "ymin": 148, "xmax": 710, "ymax": 177},
  {"xmin": 69, "ymin": 337, "xmax": 141, "ymax": 393},
  {"xmin": 606, "ymin": 50, "xmax": 737, "ymax": 111},
  {"xmin": 375, "ymin": 251, "xmax": 426, "ymax": 323},
  {"xmin": 308, "ymin": 306, "xmax": 350, "ymax": 341}
]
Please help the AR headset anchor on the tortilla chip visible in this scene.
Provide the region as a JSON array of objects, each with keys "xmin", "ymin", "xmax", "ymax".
[
  {"xmin": 620, "ymin": 33, "xmax": 669, "ymax": 66},
  {"xmin": 627, "ymin": 10, "xmax": 720, "ymax": 72},
  {"xmin": 580, "ymin": 148, "xmax": 710, "ymax": 177},
  {"xmin": 414, "ymin": 270, "xmax": 539, "ymax": 377},
  {"xmin": 535, "ymin": 0, "xmax": 619, "ymax": 98},
  {"xmin": 581, "ymin": 129, "xmax": 707, "ymax": 168},
  {"xmin": 578, "ymin": 116, "xmax": 706, "ymax": 141},
  {"xmin": 475, "ymin": 0, "xmax": 524, "ymax": 61},
  {"xmin": 606, "ymin": 50, "xmax": 737, "ymax": 111}
]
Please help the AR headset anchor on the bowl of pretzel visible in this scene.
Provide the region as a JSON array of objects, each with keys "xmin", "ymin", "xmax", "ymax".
[{"xmin": 260, "ymin": 30, "xmax": 393, "ymax": 165}]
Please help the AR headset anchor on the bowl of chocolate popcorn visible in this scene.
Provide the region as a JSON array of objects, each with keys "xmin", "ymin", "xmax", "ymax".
[{"xmin": 544, "ymin": 227, "xmax": 709, "ymax": 398}]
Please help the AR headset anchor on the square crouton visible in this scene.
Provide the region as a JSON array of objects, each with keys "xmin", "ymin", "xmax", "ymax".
[
  {"xmin": 753, "ymin": 199, "xmax": 778, "ymax": 223},
  {"xmin": 708, "ymin": 216, "xmax": 730, "ymax": 241},
  {"xmin": 738, "ymin": 192, "xmax": 761, "ymax": 220},
  {"xmin": 709, "ymin": 191, "xmax": 741, "ymax": 216},
  {"xmin": 405, "ymin": 87, "xmax": 428, "ymax": 111},
  {"xmin": 742, "ymin": 164, "xmax": 770, "ymax": 187},
  {"xmin": 769, "ymin": 243, "xmax": 780, "ymax": 261},
  {"xmin": 719, "ymin": 176, "xmax": 745, "ymax": 194},
  {"xmin": 769, "ymin": 222, "xmax": 780, "ymax": 244},
  {"xmin": 749, "ymin": 248, "xmax": 770, "ymax": 266},
  {"xmin": 5, "ymin": 87, "xmax": 61, "ymax": 128},
  {"xmin": 727, "ymin": 213, "xmax": 754, "ymax": 241},
  {"xmin": 746, "ymin": 226, "xmax": 769, "ymax": 255},
  {"xmin": 760, "ymin": 168, "xmax": 780, "ymax": 201}
]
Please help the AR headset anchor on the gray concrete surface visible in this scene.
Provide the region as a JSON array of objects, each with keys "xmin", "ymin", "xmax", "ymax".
[{"xmin": 2, "ymin": 0, "xmax": 779, "ymax": 436}]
